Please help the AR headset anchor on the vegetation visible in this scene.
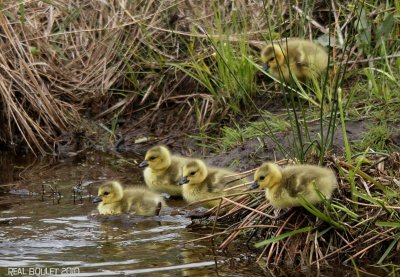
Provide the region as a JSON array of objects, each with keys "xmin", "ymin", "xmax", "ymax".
[
  {"xmin": 193, "ymin": 154, "xmax": 399, "ymax": 273},
  {"xmin": 0, "ymin": 0, "xmax": 399, "ymax": 273}
]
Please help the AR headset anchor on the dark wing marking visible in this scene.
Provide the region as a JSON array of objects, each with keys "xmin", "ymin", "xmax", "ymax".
[
  {"xmin": 204, "ymin": 170, "xmax": 229, "ymax": 193},
  {"xmin": 281, "ymin": 168, "xmax": 314, "ymax": 197},
  {"xmin": 168, "ymin": 163, "xmax": 181, "ymax": 185}
]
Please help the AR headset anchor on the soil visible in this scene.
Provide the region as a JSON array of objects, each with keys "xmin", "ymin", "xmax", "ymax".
[
  {"xmin": 206, "ymin": 119, "xmax": 373, "ymax": 171},
  {"xmin": 49, "ymin": 108, "xmax": 400, "ymax": 173}
]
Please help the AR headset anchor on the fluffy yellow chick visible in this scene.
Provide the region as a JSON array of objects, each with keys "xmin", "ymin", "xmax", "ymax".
[
  {"xmin": 179, "ymin": 159, "xmax": 246, "ymax": 208},
  {"xmin": 251, "ymin": 162, "xmax": 337, "ymax": 208},
  {"xmin": 139, "ymin": 145, "xmax": 190, "ymax": 197},
  {"xmin": 261, "ymin": 38, "xmax": 328, "ymax": 81},
  {"xmin": 93, "ymin": 181, "xmax": 165, "ymax": 216}
]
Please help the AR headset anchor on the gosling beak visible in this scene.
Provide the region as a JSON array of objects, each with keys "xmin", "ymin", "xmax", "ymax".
[
  {"xmin": 139, "ymin": 160, "xmax": 149, "ymax": 168},
  {"xmin": 92, "ymin": 196, "xmax": 102, "ymax": 203},
  {"xmin": 250, "ymin": 181, "xmax": 259, "ymax": 190},
  {"xmin": 262, "ymin": 63, "xmax": 269, "ymax": 71},
  {"xmin": 179, "ymin": 176, "xmax": 189, "ymax": 186}
]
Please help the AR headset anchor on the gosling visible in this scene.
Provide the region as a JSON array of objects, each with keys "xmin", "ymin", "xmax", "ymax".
[
  {"xmin": 179, "ymin": 159, "xmax": 245, "ymax": 208},
  {"xmin": 93, "ymin": 181, "xmax": 165, "ymax": 216},
  {"xmin": 139, "ymin": 145, "xmax": 190, "ymax": 197},
  {"xmin": 251, "ymin": 162, "xmax": 337, "ymax": 208},
  {"xmin": 261, "ymin": 38, "xmax": 328, "ymax": 82}
]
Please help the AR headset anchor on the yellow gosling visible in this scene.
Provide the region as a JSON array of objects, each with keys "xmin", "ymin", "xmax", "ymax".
[
  {"xmin": 251, "ymin": 162, "xmax": 337, "ymax": 208},
  {"xmin": 93, "ymin": 181, "xmax": 165, "ymax": 216},
  {"xmin": 261, "ymin": 38, "xmax": 328, "ymax": 81},
  {"xmin": 179, "ymin": 159, "xmax": 245, "ymax": 209},
  {"xmin": 139, "ymin": 145, "xmax": 190, "ymax": 197}
]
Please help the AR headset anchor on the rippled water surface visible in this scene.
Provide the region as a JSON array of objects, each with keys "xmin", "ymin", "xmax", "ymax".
[{"xmin": 0, "ymin": 153, "xmax": 262, "ymax": 276}]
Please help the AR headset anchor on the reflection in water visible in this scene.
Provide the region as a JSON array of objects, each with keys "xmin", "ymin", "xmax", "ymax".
[
  {"xmin": 0, "ymin": 199, "xmax": 231, "ymax": 275},
  {"xmin": 0, "ymin": 153, "xmax": 265, "ymax": 276},
  {"xmin": 180, "ymin": 248, "xmax": 219, "ymax": 276}
]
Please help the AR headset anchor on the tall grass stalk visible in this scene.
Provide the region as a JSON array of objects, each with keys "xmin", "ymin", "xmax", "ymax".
[
  {"xmin": 338, "ymin": 88, "xmax": 352, "ymax": 162},
  {"xmin": 255, "ymin": 226, "xmax": 313, "ymax": 248}
]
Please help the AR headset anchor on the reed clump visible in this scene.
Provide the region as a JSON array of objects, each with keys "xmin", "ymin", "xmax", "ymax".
[
  {"xmin": 0, "ymin": 1, "xmax": 135, "ymax": 153},
  {"xmin": 0, "ymin": 1, "xmax": 270, "ymax": 154},
  {"xmin": 192, "ymin": 153, "xmax": 400, "ymax": 268}
]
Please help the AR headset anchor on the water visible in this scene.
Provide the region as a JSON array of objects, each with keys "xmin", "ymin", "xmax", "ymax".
[{"xmin": 0, "ymin": 152, "xmax": 262, "ymax": 276}]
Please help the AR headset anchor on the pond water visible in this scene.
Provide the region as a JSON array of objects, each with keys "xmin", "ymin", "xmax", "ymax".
[{"xmin": 0, "ymin": 152, "xmax": 263, "ymax": 276}]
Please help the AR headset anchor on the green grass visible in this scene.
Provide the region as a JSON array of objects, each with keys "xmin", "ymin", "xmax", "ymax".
[
  {"xmin": 191, "ymin": 111, "xmax": 290, "ymax": 152},
  {"xmin": 255, "ymin": 226, "xmax": 314, "ymax": 248},
  {"xmin": 353, "ymin": 123, "xmax": 393, "ymax": 152},
  {"xmin": 170, "ymin": 25, "xmax": 257, "ymax": 115}
]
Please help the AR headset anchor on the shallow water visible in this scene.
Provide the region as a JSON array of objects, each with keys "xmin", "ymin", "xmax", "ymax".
[{"xmin": 0, "ymin": 152, "xmax": 262, "ymax": 276}]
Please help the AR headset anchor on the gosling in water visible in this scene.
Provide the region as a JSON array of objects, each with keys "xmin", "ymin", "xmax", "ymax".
[
  {"xmin": 93, "ymin": 181, "xmax": 165, "ymax": 216},
  {"xmin": 139, "ymin": 145, "xmax": 190, "ymax": 197},
  {"xmin": 179, "ymin": 159, "xmax": 247, "ymax": 208}
]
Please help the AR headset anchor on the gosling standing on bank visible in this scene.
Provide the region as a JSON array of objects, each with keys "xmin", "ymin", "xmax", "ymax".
[
  {"xmin": 261, "ymin": 38, "xmax": 328, "ymax": 81},
  {"xmin": 251, "ymin": 162, "xmax": 337, "ymax": 208}
]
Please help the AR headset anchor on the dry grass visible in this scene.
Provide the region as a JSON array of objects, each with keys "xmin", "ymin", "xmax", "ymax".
[
  {"xmin": 0, "ymin": 0, "xmax": 197, "ymax": 153},
  {"xmin": 0, "ymin": 0, "xmax": 323, "ymax": 153},
  {"xmin": 0, "ymin": 0, "xmax": 136, "ymax": 153}
]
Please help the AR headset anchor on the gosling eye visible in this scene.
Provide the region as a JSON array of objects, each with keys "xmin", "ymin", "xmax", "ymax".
[
  {"xmin": 103, "ymin": 192, "xmax": 110, "ymax": 196},
  {"xmin": 149, "ymin": 156, "xmax": 156, "ymax": 161},
  {"xmin": 268, "ymin": 57, "xmax": 274, "ymax": 62},
  {"xmin": 190, "ymin": 171, "xmax": 196, "ymax": 176},
  {"xmin": 259, "ymin": 176, "xmax": 265, "ymax": 181}
]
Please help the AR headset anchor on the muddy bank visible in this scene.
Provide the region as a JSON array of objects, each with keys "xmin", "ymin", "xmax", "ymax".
[
  {"xmin": 118, "ymin": 117, "xmax": 400, "ymax": 172},
  {"xmin": 36, "ymin": 117, "xmax": 400, "ymax": 172},
  {"xmin": 207, "ymin": 119, "xmax": 375, "ymax": 171}
]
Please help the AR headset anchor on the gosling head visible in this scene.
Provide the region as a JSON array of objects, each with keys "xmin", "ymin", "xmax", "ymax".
[
  {"xmin": 251, "ymin": 162, "xmax": 282, "ymax": 190},
  {"xmin": 179, "ymin": 159, "xmax": 208, "ymax": 186},
  {"xmin": 139, "ymin": 145, "xmax": 172, "ymax": 171},
  {"xmin": 261, "ymin": 44, "xmax": 285, "ymax": 72},
  {"xmin": 92, "ymin": 181, "xmax": 123, "ymax": 204}
]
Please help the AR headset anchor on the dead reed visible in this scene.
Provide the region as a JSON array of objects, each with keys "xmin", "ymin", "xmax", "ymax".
[
  {"xmin": 0, "ymin": 0, "xmax": 274, "ymax": 153},
  {"xmin": 0, "ymin": 0, "xmax": 135, "ymax": 153}
]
